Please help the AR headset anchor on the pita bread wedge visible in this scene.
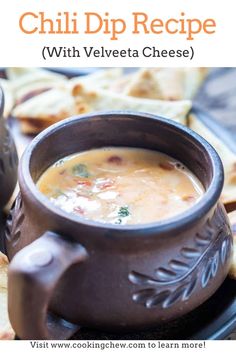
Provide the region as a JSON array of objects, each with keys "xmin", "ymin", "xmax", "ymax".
[
  {"xmin": 7, "ymin": 68, "xmax": 68, "ymax": 105},
  {"xmin": 6, "ymin": 67, "xmax": 66, "ymax": 81},
  {"xmin": 227, "ymin": 211, "xmax": 236, "ymax": 280},
  {"xmin": 109, "ymin": 68, "xmax": 209, "ymax": 101},
  {"xmin": 0, "ymin": 79, "xmax": 15, "ymax": 118},
  {"xmin": 108, "ymin": 73, "xmax": 133, "ymax": 94},
  {"xmin": 69, "ymin": 68, "xmax": 123, "ymax": 90},
  {"xmin": 12, "ymin": 88, "xmax": 78, "ymax": 134},
  {"xmin": 0, "ymin": 252, "xmax": 14, "ymax": 340},
  {"xmin": 109, "ymin": 68, "xmax": 184, "ymax": 100},
  {"xmin": 153, "ymin": 68, "xmax": 208, "ymax": 100},
  {"xmin": 188, "ymin": 113, "xmax": 236, "ymax": 206},
  {"xmin": 119, "ymin": 69, "xmax": 164, "ymax": 99},
  {"xmin": 183, "ymin": 68, "xmax": 209, "ymax": 100},
  {"xmin": 72, "ymin": 84, "xmax": 191, "ymax": 125}
]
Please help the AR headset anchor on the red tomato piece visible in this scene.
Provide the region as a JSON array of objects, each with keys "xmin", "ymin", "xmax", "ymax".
[
  {"xmin": 159, "ymin": 162, "xmax": 174, "ymax": 171},
  {"xmin": 76, "ymin": 180, "xmax": 92, "ymax": 187},
  {"xmin": 107, "ymin": 155, "xmax": 122, "ymax": 165},
  {"xmin": 98, "ymin": 179, "xmax": 114, "ymax": 190}
]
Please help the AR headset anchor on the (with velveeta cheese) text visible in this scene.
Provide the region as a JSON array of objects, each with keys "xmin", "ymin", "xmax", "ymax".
[{"xmin": 41, "ymin": 46, "xmax": 194, "ymax": 60}]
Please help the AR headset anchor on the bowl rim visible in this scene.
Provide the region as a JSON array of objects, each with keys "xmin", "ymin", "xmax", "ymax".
[{"xmin": 19, "ymin": 111, "xmax": 224, "ymax": 235}]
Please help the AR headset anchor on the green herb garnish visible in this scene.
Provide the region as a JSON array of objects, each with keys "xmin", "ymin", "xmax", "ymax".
[
  {"xmin": 118, "ymin": 206, "xmax": 130, "ymax": 218},
  {"xmin": 115, "ymin": 206, "xmax": 130, "ymax": 225},
  {"xmin": 72, "ymin": 163, "xmax": 90, "ymax": 178}
]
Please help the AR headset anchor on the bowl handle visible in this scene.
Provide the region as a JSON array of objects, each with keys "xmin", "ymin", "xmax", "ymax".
[{"xmin": 8, "ymin": 231, "xmax": 88, "ymax": 340}]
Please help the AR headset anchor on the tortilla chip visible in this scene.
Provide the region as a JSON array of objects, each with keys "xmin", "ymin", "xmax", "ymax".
[
  {"xmin": 227, "ymin": 211, "xmax": 236, "ymax": 280},
  {"xmin": 188, "ymin": 114, "xmax": 236, "ymax": 206},
  {"xmin": 12, "ymin": 87, "xmax": 78, "ymax": 134},
  {"xmin": 72, "ymin": 84, "xmax": 191, "ymax": 125},
  {"xmin": 0, "ymin": 79, "xmax": 15, "ymax": 118},
  {"xmin": 0, "ymin": 252, "xmax": 14, "ymax": 340},
  {"xmin": 109, "ymin": 68, "xmax": 208, "ymax": 101}
]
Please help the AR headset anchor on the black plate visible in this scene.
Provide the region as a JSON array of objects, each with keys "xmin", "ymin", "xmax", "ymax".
[
  {"xmin": 191, "ymin": 106, "xmax": 236, "ymax": 155},
  {"xmin": 70, "ymin": 278, "xmax": 236, "ymax": 340}
]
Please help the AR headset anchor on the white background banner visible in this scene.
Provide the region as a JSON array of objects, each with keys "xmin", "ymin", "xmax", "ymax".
[
  {"xmin": 0, "ymin": 0, "xmax": 235, "ymax": 67},
  {"xmin": 0, "ymin": 1, "xmax": 236, "ymax": 352},
  {"xmin": 0, "ymin": 340, "xmax": 235, "ymax": 354}
]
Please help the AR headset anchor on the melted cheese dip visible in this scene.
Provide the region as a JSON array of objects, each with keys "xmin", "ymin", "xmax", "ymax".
[{"xmin": 37, "ymin": 147, "xmax": 204, "ymax": 225}]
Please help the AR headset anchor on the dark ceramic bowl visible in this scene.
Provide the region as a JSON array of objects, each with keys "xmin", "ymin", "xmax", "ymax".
[
  {"xmin": 7, "ymin": 112, "xmax": 233, "ymax": 340},
  {"xmin": 0, "ymin": 88, "xmax": 18, "ymax": 210}
]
